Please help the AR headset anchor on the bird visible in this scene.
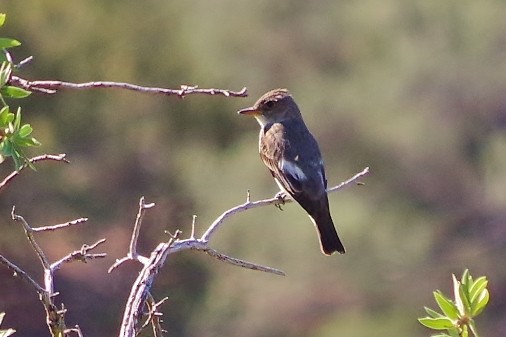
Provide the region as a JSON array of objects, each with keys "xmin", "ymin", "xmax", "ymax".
[{"xmin": 237, "ymin": 88, "xmax": 345, "ymax": 255}]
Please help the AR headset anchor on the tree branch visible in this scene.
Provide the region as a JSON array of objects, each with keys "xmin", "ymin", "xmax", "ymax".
[
  {"xmin": 6, "ymin": 207, "xmax": 106, "ymax": 337},
  {"xmin": 112, "ymin": 167, "xmax": 369, "ymax": 337},
  {"xmin": 202, "ymin": 166, "xmax": 370, "ymax": 241},
  {"xmin": 10, "ymin": 76, "xmax": 248, "ymax": 98},
  {"xmin": 0, "ymin": 154, "xmax": 69, "ymax": 194}
]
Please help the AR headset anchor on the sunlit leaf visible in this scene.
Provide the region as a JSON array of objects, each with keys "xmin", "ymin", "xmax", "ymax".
[
  {"xmin": 13, "ymin": 108, "xmax": 21, "ymax": 130},
  {"xmin": 0, "ymin": 38, "xmax": 21, "ymax": 49},
  {"xmin": 434, "ymin": 291, "xmax": 459, "ymax": 320},
  {"xmin": 17, "ymin": 124, "xmax": 33, "ymax": 138},
  {"xmin": 0, "ymin": 61, "xmax": 11, "ymax": 86},
  {"xmin": 0, "ymin": 14, "xmax": 6, "ymax": 27},
  {"xmin": 1, "ymin": 86, "xmax": 31, "ymax": 99},
  {"xmin": 14, "ymin": 136, "xmax": 40, "ymax": 147},
  {"xmin": 0, "ymin": 106, "xmax": 13, "ymax": 126},
  {"xmin": 424, "ymin": 306, "xmax": 444, "ymax": 318},
  {"xmin": 471, "ymin": 289, "xmax": 489, "ymax": 316},
  {"xmin": 418, "ymin": 317, "xmax": 454, "ymax": 330},
  {"xmin": 459, "ymin": 284, "xmax": 472, "ymax": 315},
  {"xmin": 453, "ymin": 274, "xmax": 465, "ymax": 315},
  {"xmin": 469, "ymin": 277, "xmax": 488, "ymax": 304},
  {"xmin": 461, "ymin": 269, "xmax": 472, "ymax": 291}
]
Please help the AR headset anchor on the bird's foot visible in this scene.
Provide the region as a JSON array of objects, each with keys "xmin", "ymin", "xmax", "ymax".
[{"xmin": 274, "ymin": 191, "xmax": 287, "ymax": 211}]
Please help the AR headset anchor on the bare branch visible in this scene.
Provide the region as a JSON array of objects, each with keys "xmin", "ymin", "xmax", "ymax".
[
  {"xmin": 50, "ymin": 239, "xmax": 107, "ymax": 272},
  {"xmin": 108, "ymin": 197, "xmax": 153, "ymax": 273},
  {"xmin": 65, "ymin": 325, "xmax": 84, "ymax": 337},
  {"xmin": 5, "ymin": 206, "xmax": 105, "ymax": 337},
  {"xmin": 327, "ymin": 166, "xmax": 370, "ymax": 193},
  {"xmin": 10, "ymin": 76, "xmax": 248, "ymax": 98},
  {"xmin": 11, "ymin": 206, "xmax": 51, "ymax": 270},
  {"xmin": 0, "ymin": 154, "xmax": 68, "ymax": 194},
  {"xmin": 142, "ymin": 294, "xmax": 168, "ymax": 337},
  {"xmin": 14, "ymin": 55, "xmax": 34, "ymax": 69},
  {"xmin": 32, "ymin": 217, "xmax": 88, "ymax": 232},
  {"xmin": 115, "ymin": 168, "xmax": 369, "ymax": 337},
  {"xmin": 0, "ymin": 253, "xmax": 45, "ymax": 293},
  {"xmin": 203, "ymin": 247, "xmax": 285, "ymax": 276},
  {"xmin": 201, "ymin": 167, "xmax": 370, "ymax": 241}
]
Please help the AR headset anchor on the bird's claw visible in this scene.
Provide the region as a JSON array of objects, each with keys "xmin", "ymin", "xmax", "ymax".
[{"xmin": 274, "ymin": 191, "xmax": 287, "ymax": 211}]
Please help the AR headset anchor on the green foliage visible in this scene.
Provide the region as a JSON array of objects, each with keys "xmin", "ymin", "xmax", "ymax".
[
  {"xmin": 0, "ymin": 106, "xmax": 40, "ymax": 170},
  {"xmin": 0, "ymin": 13, "xmax": 39, "ymax": 170},
  {"xmin": 0, "ymin": 313, "xmax": 16, "ymax": 337},
  {"xmin": 419, "ymin": 270, "xmax": 489, "ymax": 337}
]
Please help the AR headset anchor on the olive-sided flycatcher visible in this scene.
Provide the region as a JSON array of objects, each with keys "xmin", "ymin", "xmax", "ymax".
[{"xmin": 238, "ymin": 89, "xmax": 345, "ymax": 255}]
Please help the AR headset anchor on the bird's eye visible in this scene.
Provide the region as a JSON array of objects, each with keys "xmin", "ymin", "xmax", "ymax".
[{"xmin": 265, "ymin": 100, "xmax": 274, "ymax": 109}]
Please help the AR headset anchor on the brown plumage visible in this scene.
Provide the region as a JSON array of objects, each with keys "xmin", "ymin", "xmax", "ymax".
[{"xmin": 238, "ymin": 89, "xmax": 345, "ymax": 255}]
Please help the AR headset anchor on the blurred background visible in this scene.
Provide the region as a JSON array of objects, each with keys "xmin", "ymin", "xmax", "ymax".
[{"xmin": 1, "ymin": 1, "xmax": 505, "ymax": 336}]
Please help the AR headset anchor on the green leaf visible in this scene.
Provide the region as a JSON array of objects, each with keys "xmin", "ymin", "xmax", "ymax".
[
  {"xmin": 459, "ymin": 283, "xmax": 472, "ymax": 315},
  {"xmin": 0, "ymin": 14, "xmax": 6, "ymax": 27},
  {"xmin": 434, "ymin": 291, "xmax": 459, "ymax": 320},
  {"xmin": 0, "ymin": 106, "xmax": 13, "ymax": 126},
  {"xmin": 1, "ymin": 86, "xmax": 31, "ymax": 99},
  {"xmin": 0, "ymin": 38, "xmax": 21, "ymax": 49},
  {"xmin": 13, "ymin": 108, "xmax": 21, "ymax": 130},
  {"xmin": 453, "ymin": 274, "xmax": 465, "ymax": 315},
  {"xmin": 448, "ymin": 327, "xmax": 461, "ymax": 337},
  {"xmin": 461, "ymin": 269, "xmax": 472, "ymax": 298},
  {"xmin": 17, "ymin": 124, "xmax": 33, "ymax": 138},
  {"xmin": 469, "ymin": 277, "xmax": 488, "ymax": 304},
  {"xmin": 430, "ymin": 334, "xmax": 451, "ymax": 337},
  {"xmin": 0, "ymin": 61, "xmax": 11, "ymax": 86},
  {"xmin": 418, "ymin": 317, "xmax": 455, "ymax": 330},
  {"xmin": 471, "ymin": 289, "xmax": 489, "ymax": 316},
  {"xmin": 0, "ymin": 138, "xmax": 13, "ymax": 157},
  {"xmin": 424, "ymin": 306, "xmax": 444, "ymax": 318},
  {"xmin": 13, "ymin": 136, "xmax": 40, "ymax": 147}
]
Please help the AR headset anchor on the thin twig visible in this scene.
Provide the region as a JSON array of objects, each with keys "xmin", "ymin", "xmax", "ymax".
[
  {"xmin": 129, "ymin": 197, "xmax": 154, "ymax": 258},
  {"xmin": 109, "ymin": 197, "xmax": 154, "ymax": 273},
  {"xmin": 15, "ymin": 56, "xmax": 34, "ymax": 69},
  {"xmin": 50, "ymin": 239, "xmax": 107, "ymax": 272},
  {"xmin": 201, "ymin": 167, "xmax": 370, "ymax": 241},
  {"xmin": 11, "ymin": 206, "xmax": 51, "ymax": 270},
  {"xmin": 0, "ymin": 154, "xmax": 68, "ymax": 194},
  {"xmin": 0, "ymin": 254, "xmax": 45, "ymax": 293},
  {"xmin": 204, "ymin": 247, "xmax": 285, "ymax": 276},
  {"xmin": 10, "ymin": 76, "xmax": 248, "ymax": 98},
  {"xmin": 327, "ymin": 166, "xmax": 370, "ymax": 193},
  {"xmin": 32, "ymin": 217, "xmax": 89, "ymax": 232},
  {"xmin": 65, "ymin": 325, "xmax": 84, "ymax": 337},
  {"xmin": 142, "ymin": 294, "xmax": 168, "ymax": 337}
]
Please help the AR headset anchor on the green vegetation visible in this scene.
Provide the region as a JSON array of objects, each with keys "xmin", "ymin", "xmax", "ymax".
[
  {"xmin": 419, "ymin": 270, "xmax": 489, "ymax": 337},
  {"xmin": 0, "ymin": 14, "xmax": 39, "ymax": 170}
]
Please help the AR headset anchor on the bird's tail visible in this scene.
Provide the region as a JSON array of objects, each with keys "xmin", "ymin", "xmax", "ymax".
[{"xmin": 307, "ymin": 199, "xmax": 346, "ymax": 255}]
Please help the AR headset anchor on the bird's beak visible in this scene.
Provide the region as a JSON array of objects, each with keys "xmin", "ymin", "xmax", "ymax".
[{"xmin": 237, "ymin": 106, "xmax": 261, "ymax": 116}]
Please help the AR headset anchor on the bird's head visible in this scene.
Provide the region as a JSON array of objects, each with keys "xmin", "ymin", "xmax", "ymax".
[{"xmin": 237, "ymin": 89, "xmax": 301, "ymax": 126}]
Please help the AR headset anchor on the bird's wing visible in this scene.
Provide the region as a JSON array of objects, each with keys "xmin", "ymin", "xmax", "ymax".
[{"xmin": 260, "ymin": 122, "xmax": 325, "ymax": 198}]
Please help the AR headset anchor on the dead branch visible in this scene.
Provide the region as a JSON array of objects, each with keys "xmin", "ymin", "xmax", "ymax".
[
  {"xmin": 9, "ymin": 76, "xmax": 248, "ymax": 98},
  {"xmin": 0, "ymin": 154, "xmax": 68, "ymax": 194},
  {"xmin": 112, "ymin": 167, "xmax": 369, "ymax": 337},
  {"xmin": 5, "ymin": 207, "xmax": 106, "ymax": 337}
]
